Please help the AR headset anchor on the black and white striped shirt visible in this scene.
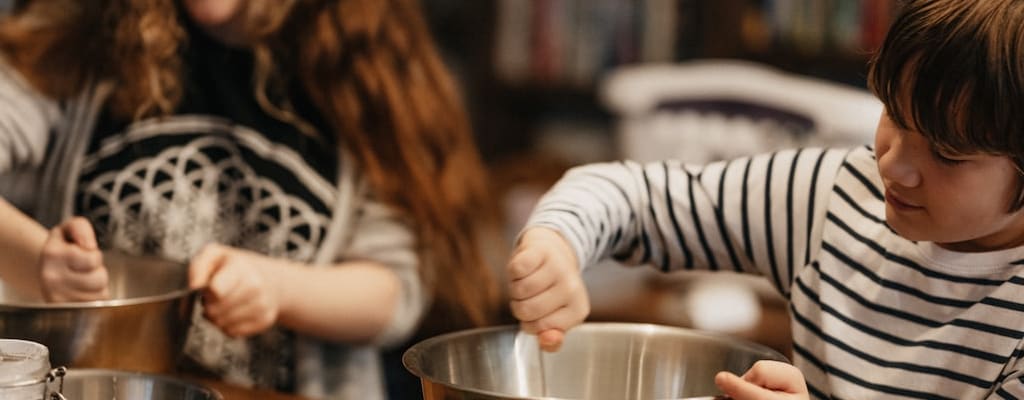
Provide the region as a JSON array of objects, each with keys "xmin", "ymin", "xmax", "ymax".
[{"xmin": 527, "ymin": 146, "xmax": 1024, "ymax": 399}]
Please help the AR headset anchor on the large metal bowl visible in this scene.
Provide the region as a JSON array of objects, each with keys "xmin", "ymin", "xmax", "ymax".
[
  {"xmin": 0, "ymin": 252, "xmax": 197, "ymax": 373},
  {"xmin": 50, "ymin": 369, "xmax": 221, "ymax": 400},
  {"xmin": 403, "ymin": 323, "xmax": 788, "ymax": 400}
]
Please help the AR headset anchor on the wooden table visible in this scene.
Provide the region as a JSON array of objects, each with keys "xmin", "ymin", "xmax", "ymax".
[{"xmin": 186, "ymin": 376, "xmax": 313, "ymax": 400}]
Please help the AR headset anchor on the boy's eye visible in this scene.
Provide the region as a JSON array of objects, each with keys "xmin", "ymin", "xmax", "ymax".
[{"xmin": 932, "ymin": 149, "xmax": 966, "ymax": 165}]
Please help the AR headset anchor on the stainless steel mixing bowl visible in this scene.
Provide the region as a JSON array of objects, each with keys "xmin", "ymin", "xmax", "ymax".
[
  {"xmin": 51, "ymin": 368, "xmax": 221, "ymax": 400},
  {"xmin": 0, "ymin": 252, "xmax": 197, "ymax": 373},
  {"xmin": 403, "ymin": 323, "xmax": 788, "ymax": 400}
]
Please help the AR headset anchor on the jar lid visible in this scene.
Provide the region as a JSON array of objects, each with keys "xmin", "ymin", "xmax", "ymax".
[{"xmin": 0, "ymin": 339, "xmax": 51, "ymax": 386}]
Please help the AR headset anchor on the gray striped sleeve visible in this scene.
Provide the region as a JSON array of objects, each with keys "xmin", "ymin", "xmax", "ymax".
[{"xmin": 525, "ymin": 148, "xmax": 848, "ymax": 290}]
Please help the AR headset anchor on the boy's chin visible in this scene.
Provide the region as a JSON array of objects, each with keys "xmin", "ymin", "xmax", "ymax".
[
  {"xmin": 889, "ymin": 221, "xmax": 978, "ymax": 246},
  {"xmin": 885, "ymin": 210, "xmax": 944, "ymax": 242},
  {"xmin": 886, "ymin": 219, "xmax": 931, "ymax": 242}
]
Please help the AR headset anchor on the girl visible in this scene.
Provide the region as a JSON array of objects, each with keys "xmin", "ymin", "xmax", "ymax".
[{"xmin": 0, "ymin": 0, "xmax": 499, "ymax": 398}]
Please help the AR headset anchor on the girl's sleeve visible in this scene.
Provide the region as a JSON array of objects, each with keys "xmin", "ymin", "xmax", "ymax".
[
  {"xmin": 340, "ymin": 196, "xmax": 424, "ymax": 349},
  {"xmin": 525, "ymin": 147, "xmax": 849, "ymax": 297},
  {"xmin": 0, "ymin": 56, "xmax": 60, "ymax": 174}
]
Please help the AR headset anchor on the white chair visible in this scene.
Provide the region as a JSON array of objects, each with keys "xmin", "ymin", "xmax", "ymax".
[{"xmin": 600, "ymin": 59, "xmax": 882, "ymax": 163}]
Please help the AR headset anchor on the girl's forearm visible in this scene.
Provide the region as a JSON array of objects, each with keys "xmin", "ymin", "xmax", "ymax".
[{"xmin": 274, "ymin": 260, "xmax": 403, "ymax": 343}]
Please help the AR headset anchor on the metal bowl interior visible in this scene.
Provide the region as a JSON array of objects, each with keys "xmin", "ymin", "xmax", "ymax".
[
  {"xmin": 52, "ymin": 369, "xmax": 221, "ymax": 400},
  {"xmin": 404, "ymin": 323, "xmax": 788, "ymax": 400},
  {"xmin": 0, "ymin": 252, "xmax": 197, "ymax": 373},
  {"xmin": 0, "ymin": 251, "xmax": 193, "ymax": 308}
]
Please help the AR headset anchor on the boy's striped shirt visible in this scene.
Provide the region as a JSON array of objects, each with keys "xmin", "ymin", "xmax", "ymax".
[{"xmin": 528, "ymin": 146, "xmax": 1024, "ymax": 399}]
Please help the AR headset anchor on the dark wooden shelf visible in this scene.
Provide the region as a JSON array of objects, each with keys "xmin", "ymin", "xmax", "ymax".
[
  {"xmin": 741, "ymin": 51, "xmax": 871, "ymax": 87},
  {"xmin": 423, "ymin": 0, "xmax": 885, "ymax": 161}
]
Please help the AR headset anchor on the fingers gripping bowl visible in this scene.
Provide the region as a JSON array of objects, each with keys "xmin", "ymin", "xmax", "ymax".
[
  {"xmin": 403, "ymin": 323, "xmax": 788, "ymax": 400},
  {"xmin": 0, "ymin": 252, "xmax": 197, "ymax": 373}
]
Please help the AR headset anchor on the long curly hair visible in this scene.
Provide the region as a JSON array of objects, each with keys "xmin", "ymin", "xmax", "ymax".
[{"xmin": 0, "ymin": 0, "xmax": 500, "ymax": 332}]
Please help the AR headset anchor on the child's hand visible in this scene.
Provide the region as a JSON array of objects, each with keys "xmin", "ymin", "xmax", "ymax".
[
  {"xmin": 714, "ymin": 360, "xmax": 809, "ymax": 400},
  {"xmin": 506, "ymin": 227, "xmax": 589, "ymax": 352},
  {"xmin": 189, "ymin": 243, "xmax": 284, "ymax": 338},
  {"xmin": 38, "ymin": 217, "xmax": 109, "ymax": 302}
]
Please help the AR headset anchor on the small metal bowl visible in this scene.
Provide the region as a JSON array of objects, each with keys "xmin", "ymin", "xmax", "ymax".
[{"xmin": 52, "ymin": 369, "xmax": 221, "ymax": 400}]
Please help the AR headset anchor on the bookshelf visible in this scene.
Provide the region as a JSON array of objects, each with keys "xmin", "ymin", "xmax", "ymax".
[
  {"xmin": 488, "ymin": 0, "xmax": 893, "ymax": 88},
  {"xmin": 423, "ymin": 0, "xmax": 896, "ymax": 161}
]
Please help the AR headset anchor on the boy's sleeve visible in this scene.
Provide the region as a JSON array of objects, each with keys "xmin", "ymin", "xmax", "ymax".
[
  {"xmin": 991, "ymin": 344, "xmax": 1024, "ymax": 399},
  {"xmin": 525, "ymin": 147, "xmax": 848, "ymax": 296},
  {"xmin": 0, "ymin": 56, "xmax": 60, "ymax": 174},
  {"xmin": 993, "ymin": 372, "xmax": 1024, "ymax": 399}
]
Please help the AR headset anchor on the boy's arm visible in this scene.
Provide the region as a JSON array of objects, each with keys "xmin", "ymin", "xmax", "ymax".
[
  {"xmin": 525, "ymin": 148, "xmax": 848, "ymax": 293},
  {"xmin": 715, "ymin": 360, "xmax": 809, "ymax": 400},
  {"xmin": 510, "ymin": 148, "xmax": 852, "ymax": 349},
  {"xmin": 992, "ymin": 346, "xmax": 1024, "ymax": 398},
  {"xmin": 993, "ymin": 373, "xmax": 1024, "ymax": 398}
]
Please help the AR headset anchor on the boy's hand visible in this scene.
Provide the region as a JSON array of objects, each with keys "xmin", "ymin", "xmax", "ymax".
[
  {"xmin": 715, "ymin": 360, "xmax": 809, "ymax": 400},
  {"xmin": 506, "ymin": 227, "xmax": 589, "ymax": 352},
  {"xmin": 189, "ymin": 243, "xmax": 284, "ymax": 338},
  {"xmin": 39, "ymin": 217, "xmax": 109, "ymax": 302}
]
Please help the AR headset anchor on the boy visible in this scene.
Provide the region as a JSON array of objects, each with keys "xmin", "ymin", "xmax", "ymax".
[{"xmin": 506, "ymin": 0, "xmax": 1024, "ymax": 398}]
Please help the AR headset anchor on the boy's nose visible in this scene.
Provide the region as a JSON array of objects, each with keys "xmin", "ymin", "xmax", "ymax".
[{"xmin": 877, "ymin": 141, "xmax": 922, "ymax": 188}]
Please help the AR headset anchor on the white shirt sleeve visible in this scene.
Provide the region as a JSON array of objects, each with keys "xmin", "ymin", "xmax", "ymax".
[{"xmin": 525, "ymin": 147, "xmax": 850, "ymax": 296}]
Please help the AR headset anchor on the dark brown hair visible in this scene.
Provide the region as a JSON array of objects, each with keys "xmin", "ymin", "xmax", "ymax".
[
  {"xmin": 0, "ymin": 0, "xmax": 500, "ymax": 331},
  {"xmin": 867, "ymin": 0, "xmax": 1024, "ymax": 209}
]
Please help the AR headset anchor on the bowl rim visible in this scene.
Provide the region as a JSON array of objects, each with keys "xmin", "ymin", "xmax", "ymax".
[
  {"xmin": 55, "ymin": 368, "xmax": 223, "ymax": 400},
  {"xmin": 0, "ymin": 288, "xmax": 199, "ymax": 310},
  {"xmin": 402, "ymin": 322, "xmax": 789, "ymax": 400}
]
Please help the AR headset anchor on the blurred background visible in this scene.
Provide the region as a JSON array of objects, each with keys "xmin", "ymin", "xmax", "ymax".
[
  {"xmin": 0, "ymin": 0, "xmax": 891, "ymax": 382},
  {"xmin": 423, "ymin": 0, "xmax": 888, "ymax": 160},
  {"xmin": 418, "ymin": 0, "xmax": 889, "ymax": 359}
]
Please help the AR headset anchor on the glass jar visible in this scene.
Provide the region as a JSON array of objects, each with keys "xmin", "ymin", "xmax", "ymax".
[{"xmin": 0, "ymin": 339, "xmax": 53, "ymax": 400}]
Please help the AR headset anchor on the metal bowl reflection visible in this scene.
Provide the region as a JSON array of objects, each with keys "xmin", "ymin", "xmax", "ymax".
[
  {"xmin": 52, "ymin": 369, "xmax": 221, "ymax": 400},
  {"xmin": 0, "ymin": 252, "xmax": 197, "ymax": 373},
  {"xmin": 403, "ymin": 323, "xmax": 788, "ymax": 400}
]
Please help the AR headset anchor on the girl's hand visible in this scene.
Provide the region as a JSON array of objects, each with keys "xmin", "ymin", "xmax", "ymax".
[
  {"xmin": 715, "ymin": 360, "xmax": 809, "ymax": 400},
  {"xmin": 506, "ymin": 227, "xmax": 589, "ymax": 352},
  {"xmin": 189, "ymin": 243, "xmax": 285, "ymax": 338},
  {"xmin": 39, "ymin": 217, "xmax": 109, "ymax": 302}
]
